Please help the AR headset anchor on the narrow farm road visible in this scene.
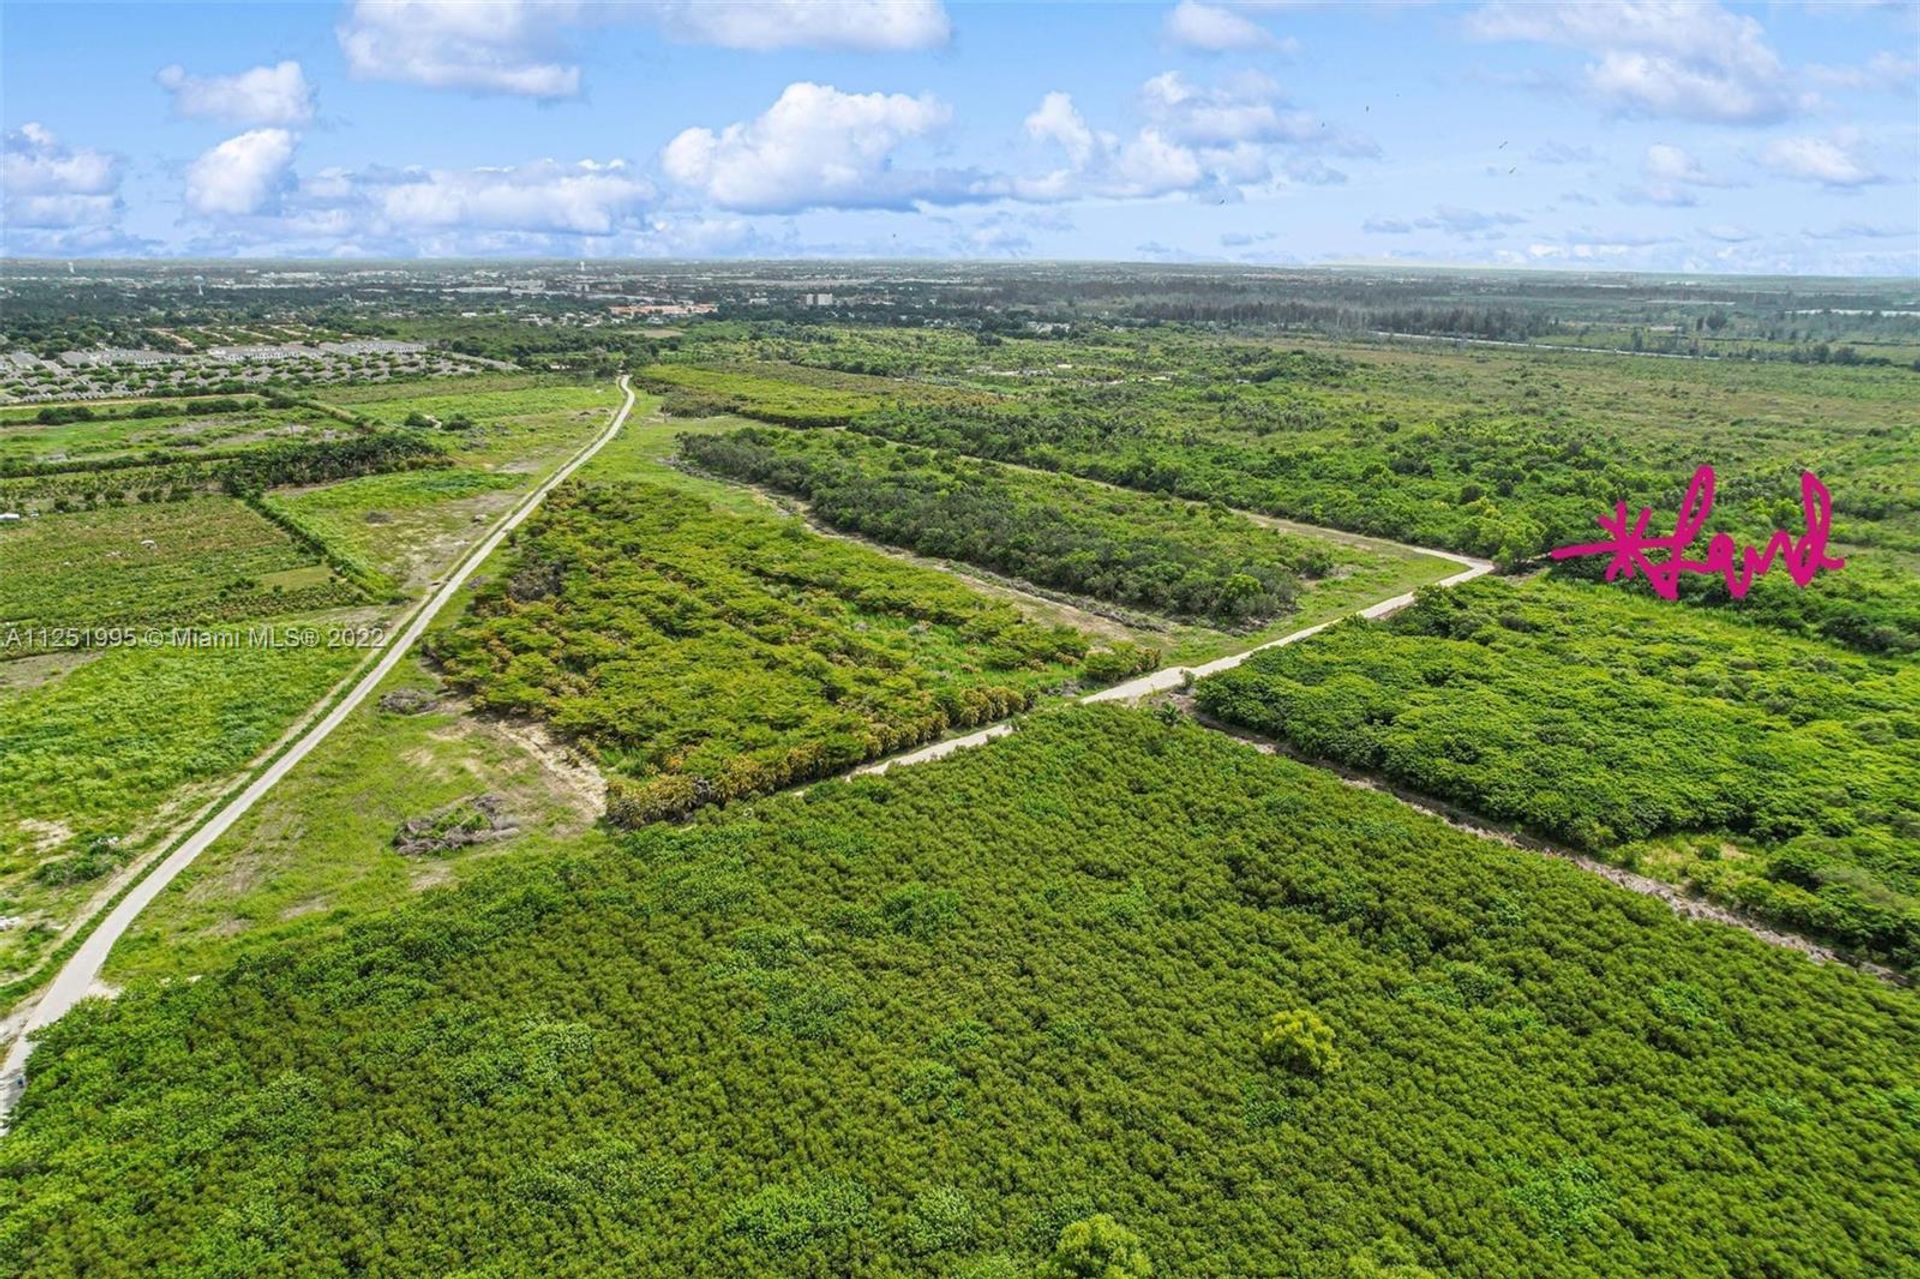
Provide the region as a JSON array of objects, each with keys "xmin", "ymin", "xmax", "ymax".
[
  {"xmin": 0, "ymin": 375, "xmax": 638, "ymax": 1119},
  {"xmin": 855, "ymin": 545, "xmax": 1493, "ymax": 775}
]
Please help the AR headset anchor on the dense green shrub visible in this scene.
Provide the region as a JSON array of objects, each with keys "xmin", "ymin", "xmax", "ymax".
[
  {"xmin": 5, "ymin": 708, "xmax": 1916, "ymax": 1277},
  {"xmin": 429, "ymin": 481, "xmax": 1097, "ymax": 820},
  {"xmin": 1260, "ymin": 1008, "xmax": 1341, "ymax": 1077},
  {"xmin": 1042, "ymin": 1215, "xmax": 1153, "ymax": 1278},
  {"xmin": 1198, "ymin": 576, "xmax": 1920, "ymax": 968},
  {"xmin": 681, "ymin": 426, "xmax": 1331, "ymax": 626}
]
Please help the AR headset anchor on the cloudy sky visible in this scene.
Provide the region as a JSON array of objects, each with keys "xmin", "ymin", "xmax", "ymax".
[{"xmin": 2, "ymin": 0, "xmax": 1915, "ymax": 272}]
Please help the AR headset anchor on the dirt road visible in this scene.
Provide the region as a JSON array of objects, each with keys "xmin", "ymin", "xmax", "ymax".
[
  {"xmin": 0, "ymin": 376, "xmax": 638, "ymax": 1122},
  {"xmin": 855, "ymin": 545, "xmax": 1492, "ymax": 775}
]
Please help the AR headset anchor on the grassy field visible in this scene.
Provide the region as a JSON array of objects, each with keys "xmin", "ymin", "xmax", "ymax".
[
  {"xmin": 233, "ymin": 381, "xmax": 624, "ymax": 599},
  {"xmin": 103, "ymin": 661, "xmax": 612, "ymax": 986},
  {"xmin": 0, "ymin": 637, "xmax": 361, "ymax": 980},
  {"xmin": 640, "ymin": 361, "xmax": 989, "ymax": 426},
  {"xmin": 0, "ymin": 404, "xmax": 345, "ymax": 468},
  {"xmin": 0, "ymin": 496, "xmax": 359, "ymax": 637},
  {"xmin": 266, "ymin": 470, "xmax": 522, "ymax": 594},
  {"xmin": 339, "ymin": 381, "xmax": 621, "ymax": 463}
]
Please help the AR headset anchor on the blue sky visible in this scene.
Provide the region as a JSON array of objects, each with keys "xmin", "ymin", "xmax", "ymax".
[{"xmin": 3, "ymin": 1, "xmax": 1915, "ymax": 272}]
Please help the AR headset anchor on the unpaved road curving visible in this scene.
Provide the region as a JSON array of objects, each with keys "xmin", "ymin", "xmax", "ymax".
[
  {"xmin": 854, "ymin": 546, "xmax": 1492, "ymax": 775},
  {"xmin": 0, "ymin": 376, "xmax": 638, "ymax": 1121},
  {"xmin": 1192, "ymin": 708, "xmax": 1906, "ymax": 984}
]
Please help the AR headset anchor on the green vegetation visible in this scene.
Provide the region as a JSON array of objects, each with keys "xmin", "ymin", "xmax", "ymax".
[
  {"xmin": 0, "ymin": 640, "xmax": 359, "ymax": 977},
  {"xmin": 1260, "ymin": 1008, "xmax": 1341, "ymax": 1077},
  {"xmin": 265, "ymin": 470, "xmax": 521, "ymax": 594},
  {"xmin": 103, "ymin": 662, "xmax": 611, "ymax": 986},
  {"xmin": 1043, "ymin": 1216, "xmax": 1153, "ymax": 1277},
  {"xmin": 4, "ymin": 275, "xmax": 1914, "ymax": 1279},
  {"xmin": 0, "ymin": 497, "xmax": 359, "ymax": 638},
  {"xmin": 8, "ymin": 709, "xmax": 1917, "ymax": 1276},
  {"xmin": 651, "ymin": 326, "xmax": 1919, "ymax": 652},
  {"xmin": 680, "ymin": 425, "xmax": 1336, "ymax": 627},
  {"xmin": 0, "ymin": 430, "xmax": 448, "ymax": 517},
  {"xmin": 0, "ymin": 377, "xmax": 626, "ymax": 978},
  {"xmin": 641, "ymin": 360, "xmax": 983, "ymax": 426},
  {"xmin": 1198, "ymin": 576, "xmax": 1920, "ymax": 968},
  {"xmin": 428, "ymin": 481, "xmax": 1146, "ymax": 822},
  {"xmin": 0, "ymin": 397, "xmax": 331, "ymax": 469}
]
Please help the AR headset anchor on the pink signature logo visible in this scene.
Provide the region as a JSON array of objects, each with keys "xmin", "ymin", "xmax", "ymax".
[{"xmin": 1550, "ymin": 465, "xmax": 1844, "ymax": 600}]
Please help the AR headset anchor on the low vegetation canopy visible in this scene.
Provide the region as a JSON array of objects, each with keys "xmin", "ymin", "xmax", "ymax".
[{"xmin": 4, "ymin": 709, "xmax": 1915, "ymax": 1277}]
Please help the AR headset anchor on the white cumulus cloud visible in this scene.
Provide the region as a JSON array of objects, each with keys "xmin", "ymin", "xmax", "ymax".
[
  {"xmin": 663, "ymin": 82, "xmax": 972, "ymax": 212},
  {"xmin": 337, "ymin": 1, "xmax": 951, "ymax": 99},
  {"xmin": 377, "ymin": 160, "xmax": 652, "ymax": 233},
  {"xmin": 158, "ymin": 60, "xmax": 314, "ymax": 126},
  {"xmin": 186, "ymin": 128, "xmax": 298, "ymax": 216},
  {"xmin": 2, "ymin": 124, "xmax": 140, "ymax": 253},
  {"xmin": 2, "ymin": 122, "xmax": 119, "ymax": 197},
  {"xmin": 1011, "ymin": 73, "xmax": 1372, "ymax": 202},
  {"xmin": 1015, "ymin": 93, "xmax": 1207, "ymax": 200},
  {"xmin": 1622, "ymin": 142, "xmax": 1728, "ymax": 205},
  {"xmin": 1466, "ymin": 1, "xmax": 1809, "ymax": 124},
  {"xmin": 1808, "ymin": 51, "xmax": 1920, "ymax": 95},
  {"xmin": 653, "ymin": 0, "xmax": 950, "ymax": 51},
  {"xmin": 1760, "ymin": 134, "xmax": 1884, "ymax": 187},
  {"xmin": 1163, "ymin": 1, "xmax": 1288, "ymax": 53},
  {"xmin": 337, "ymin": 0, "xmax": 584, "ymax": 98}
]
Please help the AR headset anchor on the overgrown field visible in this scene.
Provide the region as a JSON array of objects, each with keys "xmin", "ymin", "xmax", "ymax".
[
  {"xmin": 266, "ymin": 470, "xmax": 522, "ymax": 595},
  {"xmin": 103, "ymin": 661, "xmax": 614, "ymax": 986},
  {"xmin": 640, "ymin": 361, "xmax": 986, "ymax": 426},
  {"xmin": 680, "ymin": 425, "xmax": 1337, "ymax": 628},
  {"xmin": 0, "ymin": 397, "xmax": 345, "ymax": 469},
  {"xmin": 6, "ymin": 709, "xmax": 1916, "ymax": 1277},
  {"xmin": 428, "ymin": 481, "xmax": 1151, "ymax": 822},
  {"xmin": 0, "ymin": 496, "xmax": 359, "ymax": 637},
  {"xmin": 1198, "ymin": 577, "xmax": 1920, "ymax": 969},
  {"xmin": 0, "ymin": 640, "xmax": 359, "ymax": 978},
  {"xmin": 649, "ymin": 328, "xmax": 1919, "ymax": 653},
  {"xmin": 0, "ymin": 377, "xmax": 622, "ymax": 975}
]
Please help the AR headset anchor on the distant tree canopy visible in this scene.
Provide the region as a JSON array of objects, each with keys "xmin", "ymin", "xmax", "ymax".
[
  {"xmin": 646, "ymin": 326, "xmax": 1920, "ymax": 652},
  {"xmin": 681, "ymin": 424, "xmax": 1331, "ymax": 628}
]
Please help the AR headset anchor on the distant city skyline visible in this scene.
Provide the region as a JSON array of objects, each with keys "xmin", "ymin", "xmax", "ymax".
[{"xmin": 3, "ymin": 1, "xmax": 1916, "ymax": 273}]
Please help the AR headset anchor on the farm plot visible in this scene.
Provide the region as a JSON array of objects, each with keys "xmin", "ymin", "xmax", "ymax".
[
  {"xmin": 335, "ymin": 379, "xmax": 623, "ymax": 475},
  {"xmin": 641, "ymin": 360, "xmax": 989, "ymax": 426},
  {"xmin": 0, "ymin": 402, "xmax": 344, "ymax": 470},
  {"xmin": 0, "ymin": 496, "xmax": 358, "ymax": 639},
  {"xmin": 266, "ymin": 469, "xmax": 523, "ymax": 594}
]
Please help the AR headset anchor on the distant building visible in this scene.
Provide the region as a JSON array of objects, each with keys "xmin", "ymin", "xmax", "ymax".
[{"xmin": 608, "ymin": 302, "xmax": 716, "ymax": 318}]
